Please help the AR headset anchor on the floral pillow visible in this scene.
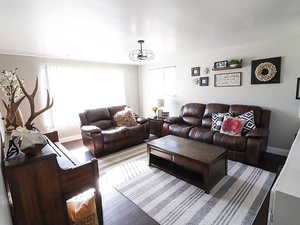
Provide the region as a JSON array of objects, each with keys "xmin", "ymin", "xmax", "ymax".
[
  {"xmin": 211, "ymin": 112, "xmax": 233, "ymax": 132},
  {"xmin": 113, "ymin": 107, "xmax": 138, "ymax": 127},
  {"xmin": 220, "ymin": 116, "xmax": 246, "ymax": 136}
]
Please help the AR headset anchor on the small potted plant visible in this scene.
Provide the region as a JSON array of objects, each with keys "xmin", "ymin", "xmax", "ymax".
[
  {"xmin": 151, "ymin": 106, "xmax": 158, "ymax": 118},
  {"xmin": 228, "ymin": 59, "xmax": 241, "ymax": 68}
]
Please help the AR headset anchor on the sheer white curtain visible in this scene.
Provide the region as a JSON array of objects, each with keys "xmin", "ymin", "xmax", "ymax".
[
  {"xmin": 42, "ymin": 64, "xmax": 125, "ymax": 139},
  {"xmin": 146, "ymin": 66, "xmax": 177, "ymax": 116},
  {"xmin": 148, "ymin": 66, "xmax": 176, "ymax": 99}
]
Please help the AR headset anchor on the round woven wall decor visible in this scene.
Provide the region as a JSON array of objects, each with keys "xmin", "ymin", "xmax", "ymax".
[{"xmin": 255, "ymin": 62, "xmax": 277, "ymax": 82}]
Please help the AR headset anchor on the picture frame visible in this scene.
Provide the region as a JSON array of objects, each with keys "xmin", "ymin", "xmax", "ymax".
[
  {"xmin": 251, "ymin": 57, "xmax": 281, "ymax": 84},
  {"xmin": 214, "ymin": 60, "xmax": 228, "ymax": 70},
  {"xmin": 191, "ymin": 67, "xmax": 201, "ymax": 76},
  {"xmin": 199, "ymin": 77, "xmax": 209, "ymax": 86},
  {"xmin": 296, "ymin": 78, "xmax": 300, "ymax": 100},
  {"xmin": 214, "ymin": 72, "xmax": 242, "ymax": 87}
]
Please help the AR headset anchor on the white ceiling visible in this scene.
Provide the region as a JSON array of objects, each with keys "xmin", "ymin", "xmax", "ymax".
[{"xmin": 0, "ymin": 0, "xmax": 299, "ymax": 64}]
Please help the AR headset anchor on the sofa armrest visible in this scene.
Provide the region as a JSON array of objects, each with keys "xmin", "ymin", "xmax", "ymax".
[
  {"xmin": 246, "ymin": 128, "xmax": 269, "ymax": 138},
  {"xmin": 81, "ymin": 125, "xmax": 102, "ymax": 134},
  {"xmin": 246, "ymin": 138, "xmax": 264, "ymax": 166},
  {"xmin": 80, "ymin": 125, "xmax": 104, "ymax": 156},
  {"xmin": 136, "ymin": 117, "xmax": 148, "ymax": 124},
  {"xmin": 164, "ymin": 116, "xmax": 183, "ymax": 124}
]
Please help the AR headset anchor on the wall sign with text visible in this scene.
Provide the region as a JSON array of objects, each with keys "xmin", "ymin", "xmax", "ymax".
[{"xmin": 214, "ymin": 72, "xmax": 242, "ymax": 87}]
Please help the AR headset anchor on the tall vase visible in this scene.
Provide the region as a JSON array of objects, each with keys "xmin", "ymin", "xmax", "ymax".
[{"xmin": 5, "ymin": 108, "xmax": 24, "ymax": 135}]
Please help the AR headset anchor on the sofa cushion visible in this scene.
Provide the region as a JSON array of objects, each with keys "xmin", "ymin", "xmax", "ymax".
[
  {"xmin": 229, "ymin": 105, "xmax": 262, "ymax": 127},
  {"xmin": 188, "ymin": 127, "xmax": 213, "ymax": 144},
  {"xmin": 203, "ymin": 103, "xmax": 230, "ymax": 117},
  {"xmin": 126, "ymin": 125, "xmax": 145, "ymax": 138},
  {"xmin": 168, "ymin": 124, "xmax": 193, "ymax": 138},
  {"xmin": 202, "ymin": 103, "xmax": 229, "ymax": 128},
  {"xmin": 201, "ymin": 117, "xmax": 212, "ymax": 128},
  {"xmin": 86, "ymin": 108, "xmax": 111, "ymax": 123},
  {"xmin": 213, "ymin": 132, "xmax": 246, "ymax": 152},
  {"xmin": 91, "ymin": 120, "xmax": 112, "ymax": 130},
  {"xmin": 181, "ymin": 103, "xmax": 205, "ymax": 126},
  {"xmin": 108, "ymin": 105, "xmax": 126, "ymax": 117},
  {"xmin": 102, "ymin": 126, "xmax": 128, "ymax": 143}
]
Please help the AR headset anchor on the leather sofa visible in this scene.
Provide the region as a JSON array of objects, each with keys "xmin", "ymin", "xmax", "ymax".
[
  {"xmin": 161, "ymin": 103, "xmax": 271, "ymax": 165},
  {"xmin": 79, "ymin": 105, "xmax": 149, "ymax": 157}
]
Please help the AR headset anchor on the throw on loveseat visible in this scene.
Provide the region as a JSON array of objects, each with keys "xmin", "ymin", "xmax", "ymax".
[
  {"xmin": 79, "ymin": 105, "xmax": 149, "ymax": 157},
  {"xmin": 161, "ymin": 103, "xmax": 271, "ymax": 165}
]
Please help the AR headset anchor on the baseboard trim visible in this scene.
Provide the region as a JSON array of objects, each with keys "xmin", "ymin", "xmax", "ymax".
[
  {"xmin": 267, "ymin": 146, "xmax": 289, "ymax": 157},
  {"xmin": 60, "ymin": 135, "xmax": 82, "ymax": 143}
]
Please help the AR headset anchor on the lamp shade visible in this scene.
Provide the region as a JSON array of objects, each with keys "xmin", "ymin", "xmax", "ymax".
[{"xmin": 157, "ymin": 99, "xmax": 164, "ymax": 107}]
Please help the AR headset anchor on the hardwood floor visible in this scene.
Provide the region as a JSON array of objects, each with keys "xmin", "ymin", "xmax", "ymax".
[{"xmin": 63, "ymin": 139, "xmax": 286, "ymax": 225}]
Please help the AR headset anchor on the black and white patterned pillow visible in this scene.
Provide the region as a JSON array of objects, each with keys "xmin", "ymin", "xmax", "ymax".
[
  {"xmin": 211, "ymin": 112, "xmax": 233, "ymax": 132},
  {"xmin": 237, "ymin": 110, "xmax": 256, "ymax": 134}
]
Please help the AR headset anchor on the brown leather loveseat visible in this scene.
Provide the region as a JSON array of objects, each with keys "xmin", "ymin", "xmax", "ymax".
[
  {"xmin": 162, "ymin": 103, "xmax": 270, "ymax": 165},
  {"xmin": 79, "ymin": 105, "xmax": 149, "ymax": 157}
]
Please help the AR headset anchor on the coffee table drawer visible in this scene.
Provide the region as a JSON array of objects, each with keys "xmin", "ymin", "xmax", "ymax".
[
  {"xmin": 150, "ymin": 149, "xmax": 172, "ymax": 160},
  {"xmin": 173, "ymin": 155, "xmax": 206, "ymax": 173}
]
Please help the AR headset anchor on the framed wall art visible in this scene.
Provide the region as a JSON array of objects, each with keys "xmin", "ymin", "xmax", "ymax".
[
  {"xmin": 214, "ymin": 60, "xmax": 228, "ymax": 70},
  {"xmin": 199, "ymin": 77, "xmax": 209, "ymax": 86},
  {"xmin": 214, "ymin": 72, "xmax": 242, "ymax": 87},
  {"xmin": 191, "ymin": 67, "xmax": 200, "ymax": 76},
  {"xmin": 296, "ymin": 78, "xmax": 300, "ymax": 100},
  {"xmin": 251, "ymin": 57, "xmax": 281, "ymax": 84}
]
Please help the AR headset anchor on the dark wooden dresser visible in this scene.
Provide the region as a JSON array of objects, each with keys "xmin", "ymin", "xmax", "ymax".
[{"xmin": 1, "ymin": 134, "xmax": 103, "ymax": 225}]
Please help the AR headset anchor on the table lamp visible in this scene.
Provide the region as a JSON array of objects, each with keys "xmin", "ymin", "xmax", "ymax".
[{"xmin": 157, "ymin": 99, "xmax": 164, "ymax": 118}]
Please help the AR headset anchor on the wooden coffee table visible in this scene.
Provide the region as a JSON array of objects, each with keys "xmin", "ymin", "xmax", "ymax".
[{"xmin": 147, "ymin": 135, "xmax": 227, "ymax": 194}]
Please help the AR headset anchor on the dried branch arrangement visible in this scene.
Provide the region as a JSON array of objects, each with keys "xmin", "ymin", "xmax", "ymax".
[{"xmin": 1, "ymin": 68, "xmax": 53, "ymax": 131}]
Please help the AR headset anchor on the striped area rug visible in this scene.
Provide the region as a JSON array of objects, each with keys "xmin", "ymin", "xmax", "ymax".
[
  {"xmin": 98, "ymin": 143, "xmax": 150, "ymax": 186},
  {"xmin": 98, "ymin": 144, "xmax": 275, "ymax": 225}
]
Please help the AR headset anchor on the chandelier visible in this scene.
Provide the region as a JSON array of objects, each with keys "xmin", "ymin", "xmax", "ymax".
[{"xmin": 129, "ymin": 40, "xmax": 155, "ymax": 62}]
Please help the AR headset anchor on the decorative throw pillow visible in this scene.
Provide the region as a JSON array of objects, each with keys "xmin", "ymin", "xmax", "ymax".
[
  {"xmin": 236, "ymin": 110, "xmax": 256, "ymax": 134},
  {"xmin": 113, "ymin": 107, "xmax": 138, "ymax": 127},
  {"xmin": 211, "ymin": 112, "xmax": 233, "ymax": 132},
  {"xmin": 220, "ymin": 116, "xmax": 246, "ymax": 136},
  {"xmin": 67, "ymin": 190, "xmax": 99, "ymax": 225}
]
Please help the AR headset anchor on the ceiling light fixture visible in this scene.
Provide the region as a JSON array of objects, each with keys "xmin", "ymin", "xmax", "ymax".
[{"xmin": 129, "ymin": 40, "xmax": 155, "ymax": 62}]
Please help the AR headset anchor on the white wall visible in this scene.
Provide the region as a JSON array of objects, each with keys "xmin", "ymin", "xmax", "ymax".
[
  {"xmin": 0, "ymin": 112, "xmax": 13, "ymax": 225},
  {"xmin": 0, "ymin": 54, "xmax": 139, "ymax": 140},
  {"xmin": 139, "ymin": 37, "xmax": 300, "ymax": 150}
]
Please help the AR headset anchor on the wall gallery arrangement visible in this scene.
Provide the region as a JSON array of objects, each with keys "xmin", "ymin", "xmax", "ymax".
[{"xmin": 191, "ymin": 56, "xmax": 283, "ymax": 88}]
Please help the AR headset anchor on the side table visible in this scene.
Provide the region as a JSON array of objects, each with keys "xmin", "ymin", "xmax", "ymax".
[{"xmin": 149, "ymin": 117, "xmax": 164, "ymax": 137}]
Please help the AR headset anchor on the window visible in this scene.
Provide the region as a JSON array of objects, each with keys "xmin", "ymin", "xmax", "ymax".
[
  {"xmin": 148, "ymin": 66, "xmax": 176, "ymax": 100},
  {"xmin": 145, "ymin": 66, "xmax": 177, "ymax": 117},
  {"xmin": 42, "ymin": 64, "xmax": 126, "ymax": 138}
]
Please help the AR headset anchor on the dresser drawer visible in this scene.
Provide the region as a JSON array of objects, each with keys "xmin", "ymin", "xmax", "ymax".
[{"xmin": 150, "ymin": 149, "xmax": 172, "ymax": 161}]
